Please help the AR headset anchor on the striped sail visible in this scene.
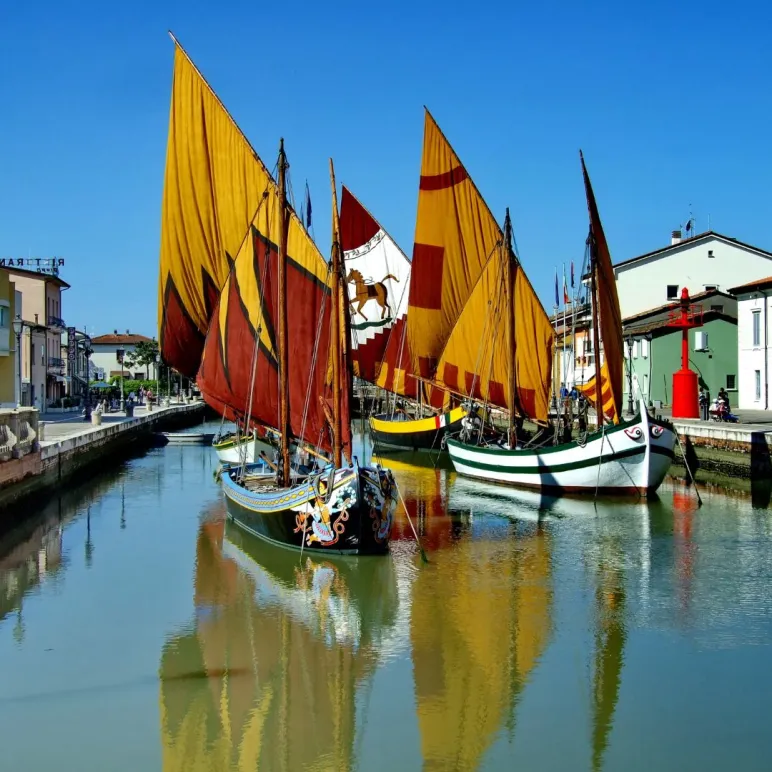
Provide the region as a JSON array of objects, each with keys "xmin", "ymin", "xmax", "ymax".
[
  {"xmin": 581, "ymin": 153, "xmax": 624, "ymax": 424},
  {"xmin": 579, "ymin": 362, "xmax": 617, "ymax": 423},
  {"xmin": 340, "ymin": 187, "xmax": 416, "ymax": 398},
  {"xmin": 158, "ymin": 40, "xmax": 278, "ymax": 377},
  {"xmin": 407, "ymin": 109, "xmax": 553, "ymax": 420},
  {"xmin": 196, "ymin": 148, "xmax": 350, "ymax": 457}
]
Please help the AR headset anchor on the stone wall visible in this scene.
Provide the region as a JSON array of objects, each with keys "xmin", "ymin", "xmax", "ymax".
[{"xmin": 0, "ymin": 403, "xmax": 208, "ymax": 518}]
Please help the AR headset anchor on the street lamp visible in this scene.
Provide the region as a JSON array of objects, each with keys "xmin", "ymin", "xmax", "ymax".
[
  {"xmin": 116, "ymin": 347, "xmax": 125, "ymax": 412},
  {"xmin": 12, "ymin": 315, "xmax": 23, "ymax": 408},
  {"xmin": 83, "ymin": 337, "xmax": 93, "ymax": 421},
  {"xmin": 155, "ymin": 352, "xmax": 161, "ymax": 407}
]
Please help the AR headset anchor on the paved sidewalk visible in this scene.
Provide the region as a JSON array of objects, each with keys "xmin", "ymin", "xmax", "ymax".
[{"xmin": 38, "ymin": 401, "xmax": 201, "ymax": 444}]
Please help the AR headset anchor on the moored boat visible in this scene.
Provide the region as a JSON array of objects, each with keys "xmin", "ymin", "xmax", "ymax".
[
  {"xmin": 369, "ymin": 406, "xmax": 467, "ymax": 451},
  {"xmin": 446, "ymin": 153, "xmax": 677, "ymax": 496},
  {"xmin": 157, "ymin": 39, "xmax": 395, "ymax": 553},
  {"xmin": 447, "ymin": 401, "xmax": 676, "ymax": 495}
]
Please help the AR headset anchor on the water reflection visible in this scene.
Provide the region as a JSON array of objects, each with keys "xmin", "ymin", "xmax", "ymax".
[{"xmin": 159, "ymin": 508, "xmax": 403, "ymax": 771}]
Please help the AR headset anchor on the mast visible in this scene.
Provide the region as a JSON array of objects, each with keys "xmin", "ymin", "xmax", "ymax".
[
  {"xmin": 504, "ymin": 208, "xmax": 517, "ymax": 448},
  {"xmin": 329, "ymin": 159, "xmax": 343, "ymax": 468},
  {"xmin": 589, "ymin": 231, "xmax": 603, "ymax": 428},
  {"xmin": 277, "ymin": 139, "xmax": 291, "ymax": 483}
]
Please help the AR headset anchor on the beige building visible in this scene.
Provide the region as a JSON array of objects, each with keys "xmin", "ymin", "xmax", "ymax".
[
  {"xmin": 0, "ymin": 270, "xmax": 18, "ymax": 407},
  {"xmin": 2, "ymin": 266, "xmax": 70, "ymax": 408}
]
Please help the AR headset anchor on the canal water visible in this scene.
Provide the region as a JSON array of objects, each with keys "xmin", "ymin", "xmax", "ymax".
[{"xmin": 1, "ymin": 426, "xmax": 771, "ymax": 771}]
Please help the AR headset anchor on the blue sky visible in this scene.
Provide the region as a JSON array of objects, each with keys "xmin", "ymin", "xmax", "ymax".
[{"xmin": 1, "ymin": 0, "xmax": 770, "ymax": 337}]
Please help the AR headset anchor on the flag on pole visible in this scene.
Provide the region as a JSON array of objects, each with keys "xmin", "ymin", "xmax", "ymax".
[
  {"xmin": 685, "ymin": 218, "xmax": 692, "ymax": 233},
  {"xmin": 304, "ymin": 181, "xmax": 312, "ymax": 228},
  {"xmin": 563, "ymin": 269, "xmax": 570, "ymax": 305},
  {"xmin": 554, "ymin": 271, "xmax": 559, "ymax": 307},
  {"xmin": 570, "ymin": 260, "xmax": 575, "ymax": 288}
]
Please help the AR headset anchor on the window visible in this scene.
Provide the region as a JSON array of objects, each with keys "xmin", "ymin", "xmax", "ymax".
[
  {"xmin": 704, "ymin": 284, "xmax": 718, "ymax": 292},
  {"xmin": 755, "ymin": 370, "xmax": 762, "ymax": 401},
  {"xmin": 30, "ymin": 342, "xmax": 35, "ymax": 364},
  {"xmin": 708, "ymin": 249, "xmax": 714, "ymax": 258},
  {"xmin": 667, "ymin": 285, "xmax": 679, "ymax": 300},
  {"xmin": 0, "ymin": 307, "xmax": 8, "ymax": 328},
  {"xmin": 633, "ymin": 340, "xmax": 640, "ymax": 358},
  {"xmin": 641, "ymin": 339, "xmax": 649, "ymax": 358},
  {"xmin": 727, "ymin": 374, "xmax": 736, "ymax": 390},
  {"xmin": 710, "ymin": 304, "xmax": 724, "ymax": 312},
  {"xmin": 753, "ymin": 310, "xmax": 761, "ymax": 347}
]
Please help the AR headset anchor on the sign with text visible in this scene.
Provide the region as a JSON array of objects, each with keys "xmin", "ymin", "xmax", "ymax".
[{"xmin": 0, "ymin": 257, "xmax": 65, "ymax": 276}]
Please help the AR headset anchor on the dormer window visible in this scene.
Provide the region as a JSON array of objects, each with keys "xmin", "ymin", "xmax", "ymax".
[
  {"xmin": 667, "ymin": 285, "xmax": 679, "ymax": 300},
  {"xmin": 704, "ymin": 284, "xmax": 718, "ymax": 292},
  {"xmin": 708, "ymin": 249, "xmax": 715, "ymax": 258}
]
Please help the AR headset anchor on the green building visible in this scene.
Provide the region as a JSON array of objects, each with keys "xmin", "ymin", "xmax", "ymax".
[{"xmin": 622, "ymin": 290, "xmax": 737, "ymax": 409}]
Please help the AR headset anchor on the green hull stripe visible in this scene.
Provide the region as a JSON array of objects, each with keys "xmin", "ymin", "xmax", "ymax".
[{"xmin": 451, "ymin": 444, "xmax": 662, "ymax": 476}]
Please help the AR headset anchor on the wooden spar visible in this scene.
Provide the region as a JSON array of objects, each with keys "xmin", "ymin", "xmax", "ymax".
[
  {"xmin": 328, "ymin": 158, "xmax": 343, "ymax": 468},
  {"xmin": 504, "ymin": 208, "xmax": 516, "ymax": 448},
  {"xmin": 277, "ymin": 139, "xmax": 291, "ymax": 484}
]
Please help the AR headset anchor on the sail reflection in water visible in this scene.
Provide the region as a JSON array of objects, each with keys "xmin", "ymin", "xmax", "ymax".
[{"xmin": 159, "ymin": 509, "xmax": 401, "ymax": 771}]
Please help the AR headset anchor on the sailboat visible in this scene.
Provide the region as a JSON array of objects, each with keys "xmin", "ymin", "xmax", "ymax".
[
  {"xmin": 196, "ymin": 140, "xmax": 396, "ymax": 555},
  {"xmin": 446, "ymin": 153, "xmax": 677, "ymax": 495}
]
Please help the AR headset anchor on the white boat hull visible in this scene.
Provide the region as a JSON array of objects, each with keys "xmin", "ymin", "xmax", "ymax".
[
  {"xmin": 447, "ymin": 407, "xmax": 676, "ymax": 496},
  {"xmin": 214, "ymin": 434, "xmax": 275, "ymax": 465}
]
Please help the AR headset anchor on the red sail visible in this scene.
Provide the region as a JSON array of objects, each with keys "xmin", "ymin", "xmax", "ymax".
[{"xmin": 198, "ymin": 208, "xmax": 344, "ymax": 455}]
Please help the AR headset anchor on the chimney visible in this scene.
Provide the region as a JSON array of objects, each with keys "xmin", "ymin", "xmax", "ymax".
[
  {"xmin": 114, "ymin": 329, "xmax": 118, "ymax": 335},
  {"xmin": 671, "ymin": 229, "xmax": 682, "ymax": 245}
]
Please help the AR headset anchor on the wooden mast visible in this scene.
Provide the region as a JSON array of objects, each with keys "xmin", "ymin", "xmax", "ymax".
[
  {"xmin": 329, "ymin": 158, "xmax": 343, "ymax": 468},
  {"xmin": 277, "ymin": 139, "xmax": 291, "ymax": 483},
  {"xmin": 504, "ymin": 208, "xmax": 517, "ymax": 449}
]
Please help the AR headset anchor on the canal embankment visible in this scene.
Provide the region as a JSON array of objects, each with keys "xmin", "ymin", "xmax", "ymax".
[
  {"xmin": 0, "ymin": 400, "xmax": 210, "ymax": 518},
  {"xmin": 668, "ymin": 412, "xmax": 772, "ymax": 482}
]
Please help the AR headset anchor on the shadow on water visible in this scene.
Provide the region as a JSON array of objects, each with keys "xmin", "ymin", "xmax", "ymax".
[{"xmin": 750, "ymin": 432, "xmax": 772, "ymax": 508}]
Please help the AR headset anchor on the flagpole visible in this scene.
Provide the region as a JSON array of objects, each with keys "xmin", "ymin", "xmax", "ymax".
[{"xmin": 562, "ymin": 262, "xmax": 568, "ymax": 392}]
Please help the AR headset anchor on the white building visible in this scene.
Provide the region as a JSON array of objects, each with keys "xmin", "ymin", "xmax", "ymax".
[
  {"xmin": 615, "ymin": 230, "xmax": 772, "ymax": 318},
  {"xmin": 728, "ymin": 276, "xmax": 772, "ymax": 410},
  {"xmin": 90, "ymin": 331, "xmax": 159, "ymax": 382}
]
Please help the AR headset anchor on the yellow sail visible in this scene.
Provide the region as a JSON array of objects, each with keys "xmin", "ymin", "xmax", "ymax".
[
  {"xmin": 581, "ymin": 152, "xmax": 624, "ymax": 424},
  {"xmin": 408, "ymin": 110, "xmax": 553, "ymax": 419},
  {"xmin": 435, "ymin": 248, "xmax": 553, "ymax": 422},
  {"xmin": 407, "ymin": 110, "xmax": 503, "ymax": 381},
  {"xmin": 158, "ymin": 38, "xmax": 277, "ymax": 377}
]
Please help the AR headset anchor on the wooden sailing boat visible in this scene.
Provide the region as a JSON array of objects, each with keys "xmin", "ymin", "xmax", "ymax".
[
  {"xmin": 196, "ymin": 141, "xmax": 396, "ymax": 555},
  {"xmin": 446, "ymin": 153, "xmax": 677, "ymax": 495}
]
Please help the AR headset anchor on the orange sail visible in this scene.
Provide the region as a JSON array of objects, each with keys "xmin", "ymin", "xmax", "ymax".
[
  {"xmin": 581, "ymin": 152, "xmax": 624, "ymax": 424},
  {"xmin": 196, "ymin": 151, "xmax": 350, "ymax": 457},
  {"xmin": 340, "ymin": 187, "xmax": 416, "ymax": 398},
  {"xmin": 158, "ymin": 38, "xmax": 275, "ymax": 377},
  {"xmin": 408, "ymin": 109, "xmax": 553, "ymax": 420}
]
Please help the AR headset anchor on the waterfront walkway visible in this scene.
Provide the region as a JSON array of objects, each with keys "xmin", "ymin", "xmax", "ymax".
[{"xmin": 38, "ymin": 401, "xmax": 205, "ymax": 446}]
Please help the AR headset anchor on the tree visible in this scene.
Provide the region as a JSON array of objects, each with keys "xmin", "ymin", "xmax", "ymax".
[{"xmin": 123, "ymin": 339, "xmax": 160, "ymax": 379}]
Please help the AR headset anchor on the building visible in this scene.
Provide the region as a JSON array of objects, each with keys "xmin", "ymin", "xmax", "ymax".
[
  {"xmin": 621, "ymin": 290, "xmax": 737, "ymax": 409},
  {"xmin": 615, "ymin": 230, "xmax": 772, "ymax": 318},
  {"xmin": 2, "ymin": 266, "xmax": 70, "ymax": 408},
  {"xmin": 90, "ymin": 331, "xmax": 159, "ymax": 382},
  {"xmin": 0, "ymin": 271, "xmax": 18, "ymax": 407},
  {"xmin": 727, "ymin": 276, "xmax": 772, "ymax": 410}
]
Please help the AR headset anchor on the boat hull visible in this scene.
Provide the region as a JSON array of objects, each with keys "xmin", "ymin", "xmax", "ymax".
[
  {"xmin": 213, "ymin": 432, "xmax": 275, "ymax": 465},
  {"xmin": 447, "ymin": 409, "xmax": 676, "ymax": 496},
  {"xmin": 369, "ymin": 406, "xmax": 468, "ymax": 452},
  {"xmin": 220, "ymin": 461, "xmax": 396, "ymax": 555}
]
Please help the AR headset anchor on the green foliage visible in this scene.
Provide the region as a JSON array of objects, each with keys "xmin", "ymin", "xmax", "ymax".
[
  {"xmin": 122, "ymin": 339, "xmax": 161, "ymax": 378},
  {"xmin": 107, "ymin": 378, "xmax": 159, "ymax": 394}
]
